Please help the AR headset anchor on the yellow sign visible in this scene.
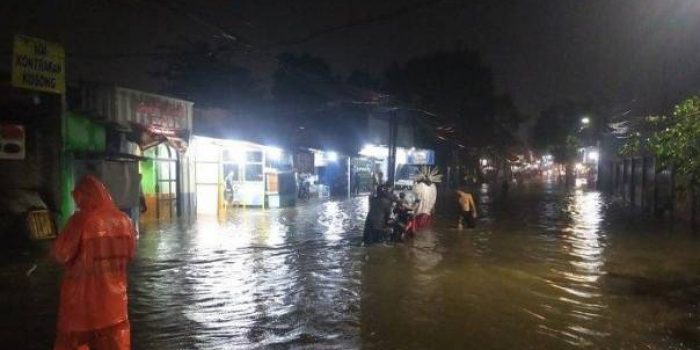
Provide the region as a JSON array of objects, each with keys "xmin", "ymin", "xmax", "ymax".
[{"xmin": 11, "ymin": 35, "xmax": 65, "ymax": 94}]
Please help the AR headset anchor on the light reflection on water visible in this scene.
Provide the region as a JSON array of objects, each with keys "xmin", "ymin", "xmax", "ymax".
[
  {"xmin": 535, "ymin": 190, "xmax": 608, "ymax": 347},
  {"xmin": 3, "ymin": 185, "xmax": 700, "ymax": 349},
  {"xmin": 125, "ymin": 187, "xmax": 700, "ymax": 349}
]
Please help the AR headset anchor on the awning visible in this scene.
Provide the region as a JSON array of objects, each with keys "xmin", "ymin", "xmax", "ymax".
[{"xmin": 129, "ymin": 122, "xmax": 189, "ymax": 152}]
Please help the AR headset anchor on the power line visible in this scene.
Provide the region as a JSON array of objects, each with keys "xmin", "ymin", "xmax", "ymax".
[{"xmin": 269, "ymin": 0, "xmax": 446, "ymax": 48}]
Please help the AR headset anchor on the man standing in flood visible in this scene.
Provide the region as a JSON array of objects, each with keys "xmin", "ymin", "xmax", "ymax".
[
  {"xmin": 52, "ymin": 175, "xmax": 136, "ymax": 350},
  {"xmin": 456, "ymin": 187, "xmax": 478, "ymax": 230}
]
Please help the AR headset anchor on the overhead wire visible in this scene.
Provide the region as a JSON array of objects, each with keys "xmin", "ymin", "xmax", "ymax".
[{"xmin": 50, "ymin": 0, "xmax": 495, "ymax": 149}]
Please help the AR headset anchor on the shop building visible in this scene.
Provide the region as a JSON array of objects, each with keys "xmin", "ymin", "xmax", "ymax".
[
  {"xmin": 356, "ymin": 144, "xmax": 435, "ymax": 190},
  {"xmin": 294, "ymin": 148, "xmax": 350, "ymax": 198},
  {"xmin": 191, "ymin": 136, "xmax": 296, "ymax": 216},
  {"xmin": 72, "ymin": 85, "xmax": 195, "ymax": 223},
  {"xmin": 0, "ymin": 80, "xmax": 63, "ymax": 236}
]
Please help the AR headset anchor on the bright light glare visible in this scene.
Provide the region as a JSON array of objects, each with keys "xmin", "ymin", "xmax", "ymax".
[
  {"xmin": 231, "ymin": 147, "xmax": 246, "ymax": 163},
  {"xmin": 193, "ymin": 140, "xmax": 220, "ymax": 162},
  {"xmin": 581, "ymin": 117, "xmax": 591, "ymax": 125},
  {"xmin": 266, "ymin": 147, "xmax": 282, "ymax": 161},
  {"xmin": 396, "ymin": 148, "xmax": 407, "ymax": 164},
  {"xmin": 480, "ymin": 158, "xmax": 488, "ymax": 166},
  {"xmin": 588, "ymin": 151, "xmax": 599, "ymax": 162},
  {"xmin": 359, "ymin": 144, "xmax": 388, "ymax": 159},
  {"xmin": 326, "ymin": 151, "xmax": 338, "ymax": 162}
]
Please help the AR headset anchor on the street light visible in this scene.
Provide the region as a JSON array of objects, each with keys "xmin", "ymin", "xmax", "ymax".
[
  {"xmin": 266, "ymin": 147, "xmax": 283, "ymax": 161},
  {"xmin": 581, "ymin": 117, "xmax": 590, "ymax": 125},
  {"xmin": 326, "ymin": 151, "xmax": 338, "ymax": 162},
  {"xmin": 587, "ymin": 151, "xmax": 599, "ymax": 162}
]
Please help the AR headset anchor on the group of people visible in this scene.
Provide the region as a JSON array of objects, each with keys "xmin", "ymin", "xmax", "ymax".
[
  {"xmin": 363, "ymin": 175, "xmax": 441, "ymax": 245},
  {"xmin": 363, "ymin": 175, "xmax": 479, "ymax": 245}
]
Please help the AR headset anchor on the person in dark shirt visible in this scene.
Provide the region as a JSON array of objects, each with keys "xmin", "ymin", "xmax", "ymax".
[{"xmin": 363, "ymin": 185, "xmax": 394, "ymax": 245}]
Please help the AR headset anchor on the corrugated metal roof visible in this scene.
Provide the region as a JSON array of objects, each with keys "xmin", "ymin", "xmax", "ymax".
[{"xmin": 81, "ymin": 85, "xmax": 193, "ymax": 133}]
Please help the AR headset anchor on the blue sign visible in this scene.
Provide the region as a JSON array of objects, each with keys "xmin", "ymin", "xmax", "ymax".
[{"xmin": 407, "ymin": 149, "xmax": 434, "ymax": 165}]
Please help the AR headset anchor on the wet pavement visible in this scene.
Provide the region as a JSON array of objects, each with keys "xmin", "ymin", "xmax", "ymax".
[{"xmin": 2, "ymin": 182, "xmax": 700, "ymax": 349}]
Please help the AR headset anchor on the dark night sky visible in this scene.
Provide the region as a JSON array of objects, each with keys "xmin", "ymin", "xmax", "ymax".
[{"xmin": 2, "ymin": 0, "xmax": 700, "ymax": 115}]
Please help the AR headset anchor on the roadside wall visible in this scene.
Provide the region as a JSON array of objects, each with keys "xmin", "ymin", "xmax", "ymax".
[{"xmin": 598, "ymin": 134, "xmax": 698, "ymax": 226}]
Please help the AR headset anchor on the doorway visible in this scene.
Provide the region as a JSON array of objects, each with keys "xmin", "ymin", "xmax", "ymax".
[{"xmin": 154, "ymin": 143, "xmax": 178, "ymax": 220}]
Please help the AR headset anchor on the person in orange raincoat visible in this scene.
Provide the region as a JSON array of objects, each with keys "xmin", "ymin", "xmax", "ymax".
[{"xmin": 52, "ymin": 175, "xmax": 136, "ymax": 350}]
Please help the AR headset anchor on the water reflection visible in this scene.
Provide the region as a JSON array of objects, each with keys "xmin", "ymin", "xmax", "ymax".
[
  {"xmin": 128, "ymin": 188, "xmax": 700, "ymax": 349},
  {"xmin": 535, "ymin": 189, "xmax": 609, "ymax": 347},
  {"xmin": 3, "ymin": 186, "xmax": 700, "ymax": 349}
]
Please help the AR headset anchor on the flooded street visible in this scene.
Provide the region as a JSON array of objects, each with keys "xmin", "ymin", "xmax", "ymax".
[{"xmin": 3, "ymin": 183, "xmax": 700, "ymax": 349}]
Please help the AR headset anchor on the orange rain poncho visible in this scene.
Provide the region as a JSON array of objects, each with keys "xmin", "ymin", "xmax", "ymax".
[{"xmin": 52, "ymin": 175, "xmax": 136, "ymax": 350}]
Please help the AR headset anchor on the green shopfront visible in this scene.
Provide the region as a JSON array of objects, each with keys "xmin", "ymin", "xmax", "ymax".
[{"xmin": 65, "ymin": 85, "xmax": 195, "ymax": 225}]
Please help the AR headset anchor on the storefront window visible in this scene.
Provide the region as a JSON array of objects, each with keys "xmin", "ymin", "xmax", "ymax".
[
  {"xmin": 156, "ymin": 143, "xmax": 177, "ymax": 160},
  {"xmin": 222, "ymin": 148, "xmax": 245, "ymax": 163},
  {"xmin": 159, "ymin": 181, "xmax": 172, "ymax": 195},
  {"xmin": 158, "ymin": 160, "xmax": 170, "ymax": 179},
  {"xmin": 223, "ymin": 164, "xmax": 240, "ymax": 182},
  {"xmin": 245, "ymin": 164, "xmax": 263, "ymax": 181},
  {"xmin": 246, "ymin": 151, "xmax": 262, "ymax": 163}
]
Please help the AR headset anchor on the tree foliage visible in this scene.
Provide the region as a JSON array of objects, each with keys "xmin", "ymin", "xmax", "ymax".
[
  {"xmin": 625, "ymin": 96, "xmax": 700, "ymax": 187},
  {"xmin": 271, "ymin": 53, "xmax": 365, "ymax": 150},
  {"xmin": 346, "ymin": 70, "xmax": 380, "ymax": 90},
  {"xmin": 531, "ymin": 101, "xmax": 585, "ymax": 163},
  {"xmin": 383, "ymin": 49, "xmax": 524, "ymax": 150}
]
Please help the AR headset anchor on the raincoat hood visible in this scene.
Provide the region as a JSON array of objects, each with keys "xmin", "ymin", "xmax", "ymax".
[{"xmin": 72, "ymin": 175, "xmax": 115, "ymax": 211}]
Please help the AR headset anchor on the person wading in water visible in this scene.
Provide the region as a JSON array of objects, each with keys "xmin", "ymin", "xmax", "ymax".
[
  {"xmin": 456, "ymin": 187, "xmax": 478, "ymax": 230},
  {"xmin": 413, "ymin": 167, "xmax": 441, "ymax": 230},
  {"xmin": 363, "ymin": 184, "xmax": 394, "ymax": 245}
]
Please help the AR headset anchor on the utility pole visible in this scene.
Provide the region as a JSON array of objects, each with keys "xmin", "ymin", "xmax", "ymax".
[{"xmin": 387, "ymin": 108, "xmax": 399, "ymax": 186}]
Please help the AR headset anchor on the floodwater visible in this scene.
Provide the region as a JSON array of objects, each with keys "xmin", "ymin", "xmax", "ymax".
[{"xmin": 2, "ymin": 182, "xmax": 700, "ymax": 349}]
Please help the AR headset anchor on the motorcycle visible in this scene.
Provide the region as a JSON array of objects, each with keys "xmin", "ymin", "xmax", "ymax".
[{"xmin": 387, "ymin": 202, "xmax": 417, "ymax": 242}]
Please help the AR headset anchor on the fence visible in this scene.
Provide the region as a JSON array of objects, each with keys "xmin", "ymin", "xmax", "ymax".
[{"xmin": 600, "ymin": 155, "xmax": 697, "ymax": 226}]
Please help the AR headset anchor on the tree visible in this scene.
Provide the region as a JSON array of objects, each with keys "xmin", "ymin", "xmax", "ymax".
[
  {"xmin": 383, "ymin": 49, "xmax": 526, "ymax": 183},
  {"xmin": 647, "ymin": 97, "xmax": 700, "ymax": 188},
  {"xmin": 622, "ymin": 96, "xmax": 700, "ymax": 223},
  {"xmin": 272, "ymin": 53, "xmax": 367, "ymax": 151},
  {"xmin": 383, "ymin": 49, "xmax": 500, "ymax": 147},
  {"xmin": 346, "ymin": 70, "xmax": 380, "ymax": 90},
  {"xmin": 492, "ymin": 94, "xmax": 525, "ymax": 133},
  {"xmin": 532, "ymin": 101, "xmax": 580, "ymax": 161},
  {"xmin": 531, "ymin": 101, "xmax": 588, "ymax": 184}
]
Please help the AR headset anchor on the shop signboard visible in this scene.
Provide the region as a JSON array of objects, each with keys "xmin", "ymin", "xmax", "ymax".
[
  {"xmin": 131, "ymin": 92, "xmax": 189, "ymax": 137},
  {"xmin": 0, "ymin": 124, "xmax": 26, "ymax": 160},
  {"xmin": 352, "ymin": 158, "xmax": 373, "ymax": 173},
  {"xmin": 407, "ymin": 149, "xmax": 435, "ymax": 165},
  {"xmin": 12, "ymin": 35, "xmax": 65, "ymax": 94}
]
